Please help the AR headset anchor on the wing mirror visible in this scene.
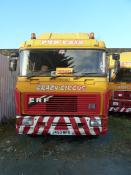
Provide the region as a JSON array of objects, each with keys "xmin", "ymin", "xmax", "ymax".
[
  {"xmin": 113, "ymin": 53, "xmax": 120, "ymax": 74},
  {"xmin": 111, "ymin": 53, "xmax": 120, "ymax": 80},
  {"xmin": 9, "ymin": 52, "xmax": 19, "ymax": 71},
  {"xmin": 112, "ymin": 53, "xmax": 120, "ymax": 61}
]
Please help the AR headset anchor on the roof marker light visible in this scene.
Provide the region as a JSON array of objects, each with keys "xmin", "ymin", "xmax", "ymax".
[
  {"xmin": 31, "ymin": 33, "xmax": 36, "ymax": 39},
  {"xmin": 89, "ymin": 32, "xmax": 95, "ymax": 39}
]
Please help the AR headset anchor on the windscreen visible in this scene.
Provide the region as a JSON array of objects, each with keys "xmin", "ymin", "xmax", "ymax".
[
  {"xmin": 19, "ymin": 49, "xmax": 106, "ymax": 77},
  {"xmin": 115, "ymin": 68, "xmax": 131, "ymax": 82}
]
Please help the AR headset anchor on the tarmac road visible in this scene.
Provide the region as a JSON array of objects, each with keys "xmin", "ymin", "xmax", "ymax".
[{"xmin": 0, "ymin": 114, "xmax": 131, "ymax": 175}]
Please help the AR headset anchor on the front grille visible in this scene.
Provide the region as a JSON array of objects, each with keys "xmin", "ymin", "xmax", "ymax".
[
  {"xmin": 121, "ymin": 101, "xmax": 131, "ymax": 107},
  {"xmin": 114, "ymin": 91, "xmax": 131, "ymax": 100},
  {"xmin": 23, "ymin": 93, "xmax": 100, "ymax": 115},
  {"xmin": 124, "ymin": 91, "xmax": 131, "ymax": 100},
  {"xmin": 46, "ymin": 96, "xmax": 77, "ymax": 112}
]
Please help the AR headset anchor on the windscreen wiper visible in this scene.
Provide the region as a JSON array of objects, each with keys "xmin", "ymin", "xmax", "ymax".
[
  {"xmin": 80, "ymin": 72, "xmax": 105, "ymax": 77},
  {"xmin": 50, "ymin": 74, "xmax": 69, "ymax": 79},
  {"xmin": 73, "ymin": 72, "xmax": 98, "ymax": 79},
  {"xmin": 81, "ymin": 72, "xmax": 98, "ymax": 75},
  {"xmin": 27, "ymin": 71, "xmax": 50, "ymax": 79}
]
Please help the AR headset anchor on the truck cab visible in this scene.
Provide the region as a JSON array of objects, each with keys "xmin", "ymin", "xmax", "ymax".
[
  {"xmin": 10, "ymin": 32, "xmax": 110, "ymax": 136},
  {"xmin": 109, "ymin": 52, "xmax": 131, "ymax": 113}
]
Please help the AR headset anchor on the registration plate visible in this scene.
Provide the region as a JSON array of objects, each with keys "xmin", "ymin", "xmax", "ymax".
[{"xmin": 50, "ymin": 130, "xmax": 72, "ymax": 135}]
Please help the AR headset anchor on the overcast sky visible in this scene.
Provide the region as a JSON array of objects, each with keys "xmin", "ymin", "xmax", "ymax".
[{"xmin": 0, "ymin": 0, "xmax": 131, "ymax": 48}]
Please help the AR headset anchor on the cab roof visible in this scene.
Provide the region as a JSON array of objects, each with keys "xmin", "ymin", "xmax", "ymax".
[{"xmin": 20, "ymin": 32, "xmax": 106, "ymax": 50}]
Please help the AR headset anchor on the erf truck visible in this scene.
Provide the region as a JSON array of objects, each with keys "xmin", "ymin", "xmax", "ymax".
[
  {"xmin": 9, "ymin": 33, "xmax": 116, "ymax": 136},
  {"xmin": 109, "ymin": 52, "xmax": 131, "ymax": 113}
]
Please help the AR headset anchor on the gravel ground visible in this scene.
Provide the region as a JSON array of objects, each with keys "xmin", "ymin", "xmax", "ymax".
[{"xmin": 0, "ymin": 114, "xmax": 131, "ymax": 175}]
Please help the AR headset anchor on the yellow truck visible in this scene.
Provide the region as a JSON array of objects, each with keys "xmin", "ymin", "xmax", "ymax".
[
  {"xmin": 9, "ymin": 32, "xmax": 114, "ymax": 136},
  {"xmin": 109, "ymin": 52, "xmax": 131, "ymax": 113}
]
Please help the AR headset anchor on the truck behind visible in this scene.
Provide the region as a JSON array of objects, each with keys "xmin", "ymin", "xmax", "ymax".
[{"xmin": 109, "ymin": 52, "xmax": 131, "ymax": 113}]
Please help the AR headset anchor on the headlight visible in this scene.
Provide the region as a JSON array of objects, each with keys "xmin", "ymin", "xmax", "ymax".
[
  {"xmin": 113, "ymin": 102, "xmax": 119, "ymax": 106},
  {"xmin": 90, "ymin": 118, "xmax": 101, "ymax": 127},
  {"xmin": 118, "ymin": 93, "xmax": 123, "ymax": 97},
  {"xmin": 22, "ymin": 118, "xmax": 33, "ymax": 126},
  {"xmin": 88, "ymin": 103, "xmax": 96, "ymax": 109}
]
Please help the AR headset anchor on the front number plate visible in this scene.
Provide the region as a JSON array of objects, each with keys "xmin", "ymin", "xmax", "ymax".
[{"xmin": 50, "ymin": 130, "xmax": 72, "ymax": 135}]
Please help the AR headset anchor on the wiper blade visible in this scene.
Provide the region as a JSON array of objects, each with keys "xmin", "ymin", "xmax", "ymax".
[
  {"xmin": 27, "ymin": 71, "xmax": 50, "ymax": 79},
  {"xmin": 81, "ymin": 72, "xmax": 98, "ymax": 75},
  {"xmin": 50, "ymin": 74, "xmax": 67, "ymax": 79},
  {"xmin": 27, "ymin": 73, "xmax": 37, "ymax": 79},
  {"xmin": 73, "ymin": 72, "xmax": 98, "ymax": 79},
  {"xmin": 80, "ymin": 72, "xmax": 105, "ymax": 77}
]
